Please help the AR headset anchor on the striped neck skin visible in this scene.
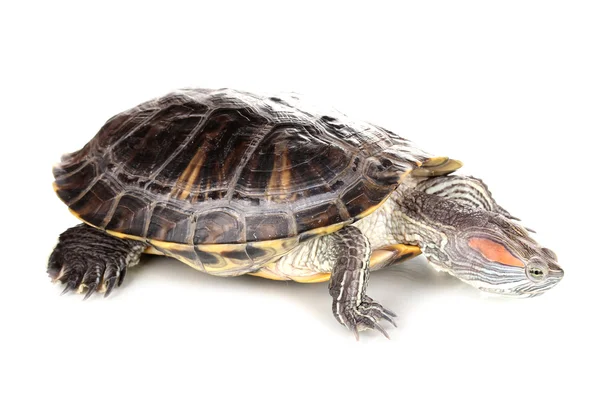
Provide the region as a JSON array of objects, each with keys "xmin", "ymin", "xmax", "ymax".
[{"xmin": 392, "ymin": 188, "xmax": 564, "ymax": 298}]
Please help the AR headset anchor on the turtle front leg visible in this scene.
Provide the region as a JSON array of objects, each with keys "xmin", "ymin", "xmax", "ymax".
[
  {"xmin": 328, "ymin": 226, "xmax": 397, "ymax": 339},
  {"xmin": 48, "ymin": 224, "xmax": 146, "ymax": 298}
]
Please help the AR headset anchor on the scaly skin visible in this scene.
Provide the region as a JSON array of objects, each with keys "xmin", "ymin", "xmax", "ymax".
[
  {"xmin": 48, "ymin": 224, "xmax": 145, "ymax": 298},
  {"xmin": 392, "ymin": 177, "xmax": 563, "ymax": 297},
  {"xmin": 327, "ymin": 226, "xmax": 397, "ymax": 339}
]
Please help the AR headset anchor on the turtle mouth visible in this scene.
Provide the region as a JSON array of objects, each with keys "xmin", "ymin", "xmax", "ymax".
[
  {"xmin": 478, "ymin": 276, "xmax": 562, "ymax": 298},
  {"xmin": 479, "ymin": 287, "xmax": 539, "ymax": 298}
]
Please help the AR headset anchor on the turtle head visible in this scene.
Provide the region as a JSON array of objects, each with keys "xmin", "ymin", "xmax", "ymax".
[
  {"xmin": 398, "ymin": 189, "xmax": 564, "ymax": 297},
  {"xmin": 424, "ymin": 211, "xmax": 564, "ymax": 298}
]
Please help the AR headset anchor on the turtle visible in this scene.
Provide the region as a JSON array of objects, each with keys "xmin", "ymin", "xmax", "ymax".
[{"xmin": 49, "ymin": 88, "xmax": 564, "ymax": 338}]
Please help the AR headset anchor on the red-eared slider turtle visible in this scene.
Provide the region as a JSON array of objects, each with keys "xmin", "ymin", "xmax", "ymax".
[{"xmin": 49, "ymin": 88, "xmax": 564, "ymax": 338}]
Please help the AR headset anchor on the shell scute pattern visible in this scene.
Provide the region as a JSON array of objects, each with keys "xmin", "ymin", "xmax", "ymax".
[{"xmin": 53, "ymin": 89, "xmax": 430, "ymax": 247}]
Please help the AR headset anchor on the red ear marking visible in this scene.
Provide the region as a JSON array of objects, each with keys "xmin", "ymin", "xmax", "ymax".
[{"xmin": 468, "ymin": 238, "xmax": 524, "ymax": 267}]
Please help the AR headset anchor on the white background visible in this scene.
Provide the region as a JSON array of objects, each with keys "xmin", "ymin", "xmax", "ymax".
[{"xmin": 1, "ymin": 1, "xmax": 599, "ymax": 399}]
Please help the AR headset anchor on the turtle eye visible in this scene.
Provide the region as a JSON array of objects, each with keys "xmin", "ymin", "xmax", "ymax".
[{"xmin": 526, "ymin": 264, "xmax": 548, "ymax": 282}]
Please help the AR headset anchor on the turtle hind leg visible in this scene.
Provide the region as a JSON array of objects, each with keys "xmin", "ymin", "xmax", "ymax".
[{"xmin": 48, "ymin": 224, "xmax": 146, "ymax": 298}]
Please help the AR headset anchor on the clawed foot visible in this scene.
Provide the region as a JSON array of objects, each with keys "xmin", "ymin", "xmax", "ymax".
[
  {"xmin": 334, "ymin": 295, "xmax": 397, "ymax": 340},
  {"xmin": 48, "ymin": 249, "xmax": 128, "ymax": 299},
  {"xmin": 48, "ymin": 224, "xmax": 145, "ymax": 299}
]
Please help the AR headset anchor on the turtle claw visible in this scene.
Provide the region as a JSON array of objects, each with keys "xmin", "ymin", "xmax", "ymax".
[
  {"xmin": 383, "ymin": 308, "xmax": 397, "ymax": 318},
  {"xmin": 117, "ymin": 265, "xmax": 127, "ymax": 287},
  {"xmin": 83, "ymin": 286, "xmax": 97, "ymax": 301},
  {"xmin": 352, "ymin": 326, "xmax": 360, "ymax": 341},
  {"xmin": 60, "ymin": 269, "xmax": 83, "ymax": 295},
  {"xmin": 380, "ymin": 313, "xmax": 397, "ymax": 328},
  {"xmin": 80, "ymin": 264, "xmax": 103, "ymax": 299},
  {"xmin": 362, "ymin": 295, "xmax": 397, "ymax": 318},
  {"xmin": 52, "ymin": 258, "xmax": 108, "ymax": 299},
  {"xmin": 372, "ymin": 322, "xmax": 391, "ymax": 340},
  {"xmin": 48, "ymin": 224, "xmax": 144, "ymax": 299},
  {"xmin": 103, "ymin": 277, "xmax": 117, "ymax": 298},
  {"xmin": 61, "ymin": 282, "xmax": 76, "ymax": 295},
  {"xmin": 335, "ymin": 298, "xmax": 398, "ymax": 339}
]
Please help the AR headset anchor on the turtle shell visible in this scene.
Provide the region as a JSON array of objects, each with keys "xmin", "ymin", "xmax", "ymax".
[{"xmin": 53, "ymin": 88, "xmax": 438, "ymax": 246}]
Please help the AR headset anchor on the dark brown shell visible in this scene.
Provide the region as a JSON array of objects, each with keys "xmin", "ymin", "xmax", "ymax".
[{"xmin": 53, "ymin": 88, "xmax": 430, "ymax": 245}]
